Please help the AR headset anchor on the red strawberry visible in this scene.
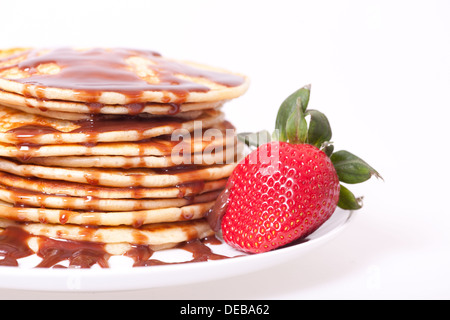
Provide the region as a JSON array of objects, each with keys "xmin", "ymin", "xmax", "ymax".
[
  {"xmin": 213, "ymin": 84, "xmax": 381, "ymax": 254},
  {"xmin": 222, "ymin": 142, "xmax": 340, "ymax": 253}
]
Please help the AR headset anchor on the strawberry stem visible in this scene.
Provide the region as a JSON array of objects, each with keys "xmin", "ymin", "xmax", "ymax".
[
  {"xmin": 237, "ymin": 130, "xmax": 272, "ymax": 148},
  {"xmin": 275, "ymin": 84, "xmax": 311, "ymax": 141},
  {"xmin": 306, "ymin": 109, "xmax": 332, "ymax": 148},
  {"xmin": 241, "ymin": 84, "xmax": 381, "ymax": 211},
  {"xmin": 285, "ymin": 97, "xmax": 308, "ymax": 144}
]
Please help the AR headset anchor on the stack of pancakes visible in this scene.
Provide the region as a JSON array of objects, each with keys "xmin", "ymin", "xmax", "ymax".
[{"xmin": 0, "ymin": 47, "xmax": 249, "ymax": 259}]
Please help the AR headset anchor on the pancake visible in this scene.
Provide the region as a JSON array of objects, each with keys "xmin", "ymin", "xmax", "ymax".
[
  {"xmin": 20, "ymin": 139, "xmax": 243, "ymax": 168},
  {"xmin": 0, "ymin": 122, "xmax": 236, "ymax": 159},
  {"xmin": 0, "ymin": 171, "xmax": 228, "ymax": 199},
  {"xmin": 0, "ymin": 105, "xmax": 225, "ymax": 145},
  {"xmin": 0, "ymin": 88, "xmax": 227, "ymax": 117},
  {"xmin": 0, "ymin": 226, "xmax": 214, "ymax": 262},
  {"xmin": 0, "ymin": 100, "xmax": 216, "ymax": 121},
  {"xmin": 0, "ymin": 47, "xmax": 250, "ymax": 105},
  {"xmin": 22, "ymin": 146, "xmax": 240, "ymax": 168},
  {"xmin": 0, "ymin": 196, "xmax": 216, "ymax": 226},
  {"xmin": 0, "ymin": 217, "xmax": 215, "ymax": 247},
  {"xmin": 0, "ymin": 183, "xmax": 221, "ymax": 211},
  {"xmin": 0, "ymin": 157, "xmax": 237, "ymax": 187}
]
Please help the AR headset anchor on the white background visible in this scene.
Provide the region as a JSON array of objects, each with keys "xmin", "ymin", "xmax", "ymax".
[{"xmin": 1, "ymin": 0, "xmax": 449, "ymax": 299}]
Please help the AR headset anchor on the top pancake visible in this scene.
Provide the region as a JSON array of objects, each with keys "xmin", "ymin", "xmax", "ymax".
[{"xmin": 0, "ymin": 47, "xmax": 250, "ymax": 105}]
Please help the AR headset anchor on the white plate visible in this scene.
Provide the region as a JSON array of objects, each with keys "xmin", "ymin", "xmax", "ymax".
[{"xmin": 0, "ymin": 208, "xmax": 354, "ymax": 292}]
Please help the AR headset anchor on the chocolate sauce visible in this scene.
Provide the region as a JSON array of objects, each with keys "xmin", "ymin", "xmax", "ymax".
[
  {"xmin": 206, "ymin": 182, "xmax": 233, "ymax": 232},
  {"xmin": 16, "ymin": 142, "xmax": 42, "ymax": 162},
  {"xmin": 179, "ymin": 239, "xmax": 229, "ymax": 261},
  {"xmin": 0, "ymin": 227, "xmax": 232, "ymax": 269},
  {"xmin": 176, "ymin": 181, "xmax": 206, "ymax": 198},
  {"xmin": 6, "ymin": 114, "xmax": 183, "ymax": 145},
  {"xmin": 72, "ymin": 115, "xmax": 183, "ymax": 134},
  {"xmin": 7, "ymin": 115, "xmax": 183, "ymax": 135},
  {"xmin": 7, "ymin": 125, "xmax": 60, "ymax": 137},
  {"xmin": 153, "ymin": 164, "xmax": 203, "ymax": 174},
  {"xmin": 36, "ymin": 236, "xmax": 110, "ymax": 269},
  {"xmin": 127, "ymin": 237, "xmax": 228, "ymax": 267},
  {"xmin": 125, "ymin": 244, "xmax": 154, "ymax": 266},
  {"xmin": 0, "ymin": 227, "xmax": 34, "ymax": 267},
  {"xmin": 167, "ymin": 103, "xmax": 182, "ymax": 115},
  {"xmin": 9, "ymin": 47, "xmax": 245, "ymax": 104}
]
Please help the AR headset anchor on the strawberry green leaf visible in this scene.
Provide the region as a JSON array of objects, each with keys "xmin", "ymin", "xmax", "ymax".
[
  {"xmin": 286, "ymin": 97, "xmax": 308, "ymax": 144},
  {"xmin": 337, "ymin": 184, "xmax": 363, "ymax": 210},
  {"xmin": 306, "ymin": 109, "xmax": 332, "ymax": 148},
  {"xmin": 275, "ymin": 84, "xmax": 311, "ymax": 142},
  {"xmin": 331, "ymin": 150, "xmax": 383, "ymax": 184},
  {"xmin": 238, "ymin": 130, "xmax": 272, "ymax": 148}
]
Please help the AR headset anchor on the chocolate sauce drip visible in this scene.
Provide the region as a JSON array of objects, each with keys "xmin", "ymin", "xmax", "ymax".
[
  {"xmin": 127, "ymin": 237, "xmax": 228, "ymax": 267},
  {"xmin": 153, "ymin": 164, "xmax": 203, "ymax": 174},
  {"xmin": 71, "ymin": 115, "xmax": 183, "ymax": 134},
  {"xmin": 36, "ymin": 237, "xmax": 110, "ymax": 269},
  {"xmin": 0, "ymin": 227, "xmax": 34, "ymax": 267},
  {"xmin": 0, "ymin": 227, "xmax": 232, "ymax": 269},
  {"xmin": 176, "ymin": 181, "xmax": 206, "ymax": 198},
  {"xmin": 125, "ymin": 244, "xmax": 154, "ymax": 266},
  {"xmin": 179, "ymin": 238, "xmax": 229, "ymax": 261},
  {"xmin": 206, "ymin": 182, "xmax": 233, "ymax": 232}
]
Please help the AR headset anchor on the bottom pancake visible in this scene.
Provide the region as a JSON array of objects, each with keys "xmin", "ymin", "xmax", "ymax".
[
  {"xmin": 0, "ymin": 218, "xmax": 220, "ymax": 268},
  {"xmin": 0, "ymin": 218, "xmax": 214, "ymax": 246}
]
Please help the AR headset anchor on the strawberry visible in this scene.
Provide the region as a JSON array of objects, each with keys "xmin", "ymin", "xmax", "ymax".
[
  {"xmin": 216, "ymin": 84, "xmax": 381, "ymax": 253},
  {"xmin": 222, "ymin": 142, "xmax": 341, "ymax": 253}
]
